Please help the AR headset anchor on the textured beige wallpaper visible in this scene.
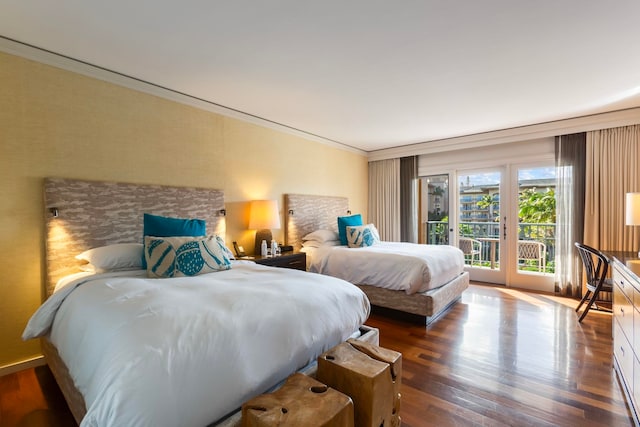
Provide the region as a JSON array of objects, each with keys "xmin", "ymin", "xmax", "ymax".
[{"xmin": 0, "ymin": 51, "xmax": 368, "ymax": 368}]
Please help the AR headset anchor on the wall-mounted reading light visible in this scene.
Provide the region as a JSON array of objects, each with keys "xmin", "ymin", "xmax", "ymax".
[
  {"xmin": 49, "ymin": 207, "xmax": 59, "ymax": 218},
  {"xmin": 288, "ymin": 209, "xmax": 294, "ymax": 216},
  {"xmin": 347, "ymin": 210, "xmax": 351, "ymax": 215},
  {"xmin": 219, "ymin": 209, "xmax": 226, "ymax": 216}
]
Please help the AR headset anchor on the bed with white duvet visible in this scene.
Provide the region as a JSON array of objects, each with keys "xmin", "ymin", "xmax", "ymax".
[
  {"xmin": 284, "ymin": 193, "xmax": 469, "ymax": 324},
  {"xmin": 23, "ymin": 261, "xmax": 370, "ymax": 427},
  {"xmin": 307, "ymin": 242, "xmax": 465, "ymax": 294}
]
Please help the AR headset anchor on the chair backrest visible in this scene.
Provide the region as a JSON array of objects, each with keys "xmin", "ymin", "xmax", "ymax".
[
  {"xmin": 518, "ymin": 241, "xmax": 546, "ymax": 260},
  {"xmin": 459, "ymin": 237, "xmax": 479, "ymax": 254},
  {"xmin": 574, "ymin": 242, "xmax": 608, "ymax": 288}
]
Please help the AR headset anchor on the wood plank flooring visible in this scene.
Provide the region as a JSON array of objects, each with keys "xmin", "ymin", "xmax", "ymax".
[
  {"xmin": 0, "ymin": 283, "xmax": 633, "ymax": 427},
  {"xmin": 367, "ymin": 283, "xmax": 633, "ymax": 427}
]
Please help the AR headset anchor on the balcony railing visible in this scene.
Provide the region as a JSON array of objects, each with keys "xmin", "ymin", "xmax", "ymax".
[{"xmin": 425, "ymin": 221, "xmax": 556, "ymax": 274}]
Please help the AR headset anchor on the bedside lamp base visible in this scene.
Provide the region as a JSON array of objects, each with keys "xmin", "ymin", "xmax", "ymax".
[{"xmin": 254, "ymin": 229, "xmax": 273, "ymax": 255}]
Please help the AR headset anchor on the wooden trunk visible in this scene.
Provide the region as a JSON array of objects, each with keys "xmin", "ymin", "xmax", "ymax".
[
  {"xmin": 317, "ymin": 340, "xmax": 402, "ymax": 427},
  {"xmin": 241, "ymin": 373, "xmax": 354, "ymax": 427}
]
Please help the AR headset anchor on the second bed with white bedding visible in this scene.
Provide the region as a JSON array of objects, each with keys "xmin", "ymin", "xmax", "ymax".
[{"xmin": 307, "ymin": 242, "xmax": 466, "ymax": 294}]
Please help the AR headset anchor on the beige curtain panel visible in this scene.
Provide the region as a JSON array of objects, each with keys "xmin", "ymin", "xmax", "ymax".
[
  {"xmin": 368, "ymin": 158, "xmax": 401, "ymax": 242},
  {"xmin": 584, "ymin": 125, "xmax": 640, "ymax": 252}
]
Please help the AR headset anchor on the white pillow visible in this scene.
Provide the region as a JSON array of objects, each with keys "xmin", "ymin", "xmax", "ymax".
[
  {"xmin": 301, "ymin": 240, "xmax": 341, "ymax": 249},
  {"xmin": 76, "ymin": 243, "xmax": 143, "ymax": 271},
  {"xmin": 302, "ymin": 229, "xmax": 339, "ymax": 243}
]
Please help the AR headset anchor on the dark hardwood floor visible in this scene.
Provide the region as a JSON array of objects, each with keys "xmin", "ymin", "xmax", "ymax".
[
  {"xmin": 367, "ymin": 283, "xmax": 632, "ymax": 427},
  {"xmin": 0, "ymin": 283, "xmax": 633, "ymax": 427}
]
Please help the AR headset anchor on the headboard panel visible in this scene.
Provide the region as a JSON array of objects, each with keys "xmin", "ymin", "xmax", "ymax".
[
  {"xmin": 44, "ymin": 178, "xmax": 225, "ymax": 296},
  {"xmin": 284, "ymin": 194, "xmax": 349, "ymax": 250}
]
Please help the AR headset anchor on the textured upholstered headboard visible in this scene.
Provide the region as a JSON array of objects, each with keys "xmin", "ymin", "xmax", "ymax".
[
  {"xmin": 44, "ymin": 178, "xmax": 225, "ymax": 296},
  {"xmin": 284, "ymin": 194, "xmax": 349, "ymax": 250}
]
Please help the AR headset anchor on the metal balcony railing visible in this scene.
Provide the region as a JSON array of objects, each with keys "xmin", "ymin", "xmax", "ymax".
[{"xmin": 425, "ymin": 221, "xmax": 556, "ymax": 273}]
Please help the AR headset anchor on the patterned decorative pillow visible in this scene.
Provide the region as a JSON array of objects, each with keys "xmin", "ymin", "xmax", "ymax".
[
  {"xmin": 346, "ymin": 224, "xmax": 380, "ymax": 248},
  {"xmin": 215, "ymin": 235, "xmax": 235, "ymax": 260},
  {"xmin": 144, "ymin": 235, "xmax": 231, "ymax": 278}
]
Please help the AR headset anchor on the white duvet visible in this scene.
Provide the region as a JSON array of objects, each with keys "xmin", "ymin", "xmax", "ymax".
[
  {"xmin": 23, "ymin": 261, "xmax": 370, "ymax": 427},
  {"xmin": 308, "ymin": 242, "xmax": 465, "ymax": 294}
]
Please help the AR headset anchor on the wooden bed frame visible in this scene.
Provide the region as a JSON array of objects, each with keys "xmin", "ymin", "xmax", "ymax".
[
  {"xmin": 284, "ymin": 193, "xmax": 469, "ymax": 324},
  {"xmin": 41, "ymin": 178, "xmax": 378, "ymax": 426}
]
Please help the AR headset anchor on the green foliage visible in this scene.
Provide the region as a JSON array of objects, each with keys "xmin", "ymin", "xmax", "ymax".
[
  {"xmin": 518, "ymin": 187, "xmax": 556, "ymax": 223},
  {"xmin": 476, "ymin": 194, "xmax": 495, "ymax": 210},
  {"xmin": 429, "ymin": 186, "xmax": 444, "ymax": 196},
  {"xmin": 476, "ymin": 193, "xmax": 500, "ymax": 221}
]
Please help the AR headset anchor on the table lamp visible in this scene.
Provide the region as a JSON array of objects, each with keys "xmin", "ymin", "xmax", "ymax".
[
  {"xmin": 249, "ymin": 199, "xmax": 281, "ymax": 255},
  {"xmin": 626, "ymin": 192, "xmax": 640, "ymax": 256}
]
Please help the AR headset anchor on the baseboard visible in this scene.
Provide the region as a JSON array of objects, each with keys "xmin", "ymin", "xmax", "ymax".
[{"xmin": 0, "ymin": 355, "xmax": 46, "ymax": 377}]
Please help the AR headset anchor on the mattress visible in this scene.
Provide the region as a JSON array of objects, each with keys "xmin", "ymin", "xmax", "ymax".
[
  {"xmin": 307, "ymin": 242, "xmax": 465, "ymax": 294},
  {"xmin": 23, "ymin": 261, "xmax": 371, "ymax": 427}
]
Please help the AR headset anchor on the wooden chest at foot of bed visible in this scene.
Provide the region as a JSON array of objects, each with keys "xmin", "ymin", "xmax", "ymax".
[
  {"xmin": 241, "ymin": 373, "xmax": 354, "ymax": 427},
  {"xmin": 317, "ymin": 339, "xmax": 402, "ymax": 427}
]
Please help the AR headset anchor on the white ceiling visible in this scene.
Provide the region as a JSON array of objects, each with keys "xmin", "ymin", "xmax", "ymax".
[{"xmin": 2, "ymin": 1, "xmax": 640, "ymax": 152}]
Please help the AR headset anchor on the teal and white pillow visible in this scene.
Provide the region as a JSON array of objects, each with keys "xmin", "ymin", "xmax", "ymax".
[
  {"xmin": 214, "ymin": 235, "xmax": 235, "ymax": 260},
  {"xmin": 346, "ymin": 224, "xmax": 380, "ymax": 248},
  {"xmin": 144, "ymin": 235, "xmax": 231, "ymax": 278}
]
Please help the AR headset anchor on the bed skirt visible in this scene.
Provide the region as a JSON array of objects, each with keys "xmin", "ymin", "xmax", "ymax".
[
  {"xmin": 41, "ymin": 325, "xmax": 379, "ymax": 427},
  {"xmin": 356, "ymin": 271, "xmax": 469, "ymax": 323}
]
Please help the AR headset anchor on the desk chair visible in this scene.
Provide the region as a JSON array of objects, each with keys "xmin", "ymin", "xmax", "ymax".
[{"xmin": 574, "ymin": 242, "xmax": 613, "ymax": 322}]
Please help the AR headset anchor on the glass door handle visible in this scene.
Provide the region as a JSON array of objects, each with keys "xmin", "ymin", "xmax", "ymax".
[{"xmin": 503, "ymin": 216, "xmax": 507, "ymax": 240}]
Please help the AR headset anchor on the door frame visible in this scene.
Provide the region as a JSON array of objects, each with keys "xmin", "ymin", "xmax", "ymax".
[
  {"xmin": 505, "ymin": 161, "xmax": 555, "ymax": 292},
  {"xmin": 454, "ymin": 166, "xmax": 508, "ymax": 285}
]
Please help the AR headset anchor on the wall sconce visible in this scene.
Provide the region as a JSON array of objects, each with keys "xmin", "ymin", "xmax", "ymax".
[
  {"xmin": 288, "ymin": 209, "xmax": 294, "ymax": 216},
  {"xmin": 218, "ymin": 209, "xmax": 226, "ymax": 216},
  {"xmin": 347, "ymin": 210, "xmax": 351, "ymax": 215},
  {"xmin": 49, "ymin": 207, "xmax": 59, "ymax": 218}
]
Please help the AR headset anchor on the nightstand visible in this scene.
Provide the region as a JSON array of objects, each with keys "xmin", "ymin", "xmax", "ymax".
[{"xmin": 252, "ymin": 251, "xmax": 306, "ymax": 271}]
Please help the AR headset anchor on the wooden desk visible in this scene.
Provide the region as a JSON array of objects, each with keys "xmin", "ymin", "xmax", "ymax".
[{"xmin": 608, "ymin": 251, "xmax": 640, "ymax": 427}]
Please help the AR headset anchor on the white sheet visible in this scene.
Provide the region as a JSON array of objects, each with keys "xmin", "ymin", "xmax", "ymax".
[
  {"xmin": 307, "ymin": 242, "xmax": 465, "ymax": 294},
  {"xmin": 23, "ymin": 261, "xmax": 370, "ymax": 427}
]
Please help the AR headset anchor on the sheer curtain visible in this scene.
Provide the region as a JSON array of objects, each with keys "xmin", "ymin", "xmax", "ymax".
[
  {"xmin": 368, "ymin": 158, "xmax": 401, "ymax": 241},
  {"xmin": 400, "ymin": 156, "xmax": 418, "ymax": 243},
  {"xmin": 554, "ymin": 133, "xmax": 585, "ymax": 297},
  {"xmin": 584, "ymin": 125, "xmax": 640, "ymax": 251}
]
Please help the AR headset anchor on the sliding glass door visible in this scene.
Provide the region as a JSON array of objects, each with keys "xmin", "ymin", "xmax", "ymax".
[
  {"xmin": 454, "ymin": 164, "xmax": 556, "ymax": 290},
  {"xmin": 457, "ymin": 168, "xmax": 506, "ymax": 283},
  {"xmin": 509, "ymin": 165, "xmax": 556, "ymax": 291},
  {"xmin": 420, "ymin": 174, "xmax": 450, "ymax": 245}
]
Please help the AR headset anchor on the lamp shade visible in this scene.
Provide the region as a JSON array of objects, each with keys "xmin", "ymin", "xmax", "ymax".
[
  {"xmin": 626, "ymin": 193, "xmax": 640, "ymax": 226},
  {"xmin": 248, "ymin": 200, "xmax": 281, "ymax": 230}
]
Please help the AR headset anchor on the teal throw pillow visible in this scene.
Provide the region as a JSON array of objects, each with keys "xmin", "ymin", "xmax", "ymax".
[
  {"xmin": 337, "ymin": 214, "xmax": 363, "ymax": 245},
  {"xmin": 141, "ymin": 213, "xmax": 206, "ymax": 268}
]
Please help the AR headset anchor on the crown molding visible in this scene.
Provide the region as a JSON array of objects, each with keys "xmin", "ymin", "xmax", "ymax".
[
  {"xmin": 4, "ymin": 36, "xmax": 638, "ymax": 161},
  {"xmin": 0, "ymin": 36, "xmax": 366, "ymax": 156},
  {"xmin": 368, "ymin": 107, "xmax": 640, "ymax": 161}
]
